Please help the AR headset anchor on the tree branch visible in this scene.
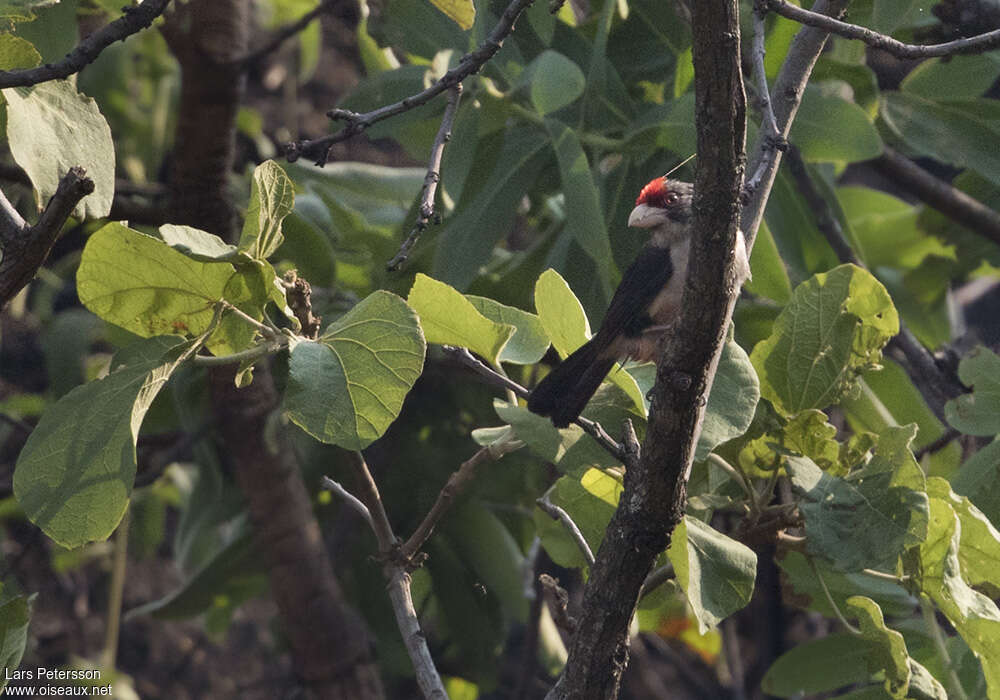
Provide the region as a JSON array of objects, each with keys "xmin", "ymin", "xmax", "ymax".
[
  {"xmin": 285, "ymin": 0, "xmax": 536, "ymax": 165},
  {"xmin": 547, "ymin": 1, "xmax": 747, "ymax": 697},
  {"xmin": 872, "ymin": 146, "xmax": 1000, "ymax": 248},
  {"xmin": 387, "ymin": 84, "xmax": 463, "ymax": 271},
  {"xmin": 742, "ymin": 0, "xmax": 851, "ymax": 249},
  {"xmin": 537, "ymin": 495, "xmax": 595, "ymax": 566},
  {"xmin": 0, "ymin": 167, "xmax": 94, "ymax": 307},
  {"xmin": 766, "ymin": 0, "xmax": 1000, "ymax": 58},
  {"xmin": 0, "ymin": 0, "xmax": 173, "ymax": 89},
  {"xmin": 335, "ymin": 452, "xmax": 448, "ymax": 700},
  {"xmin": 235, "ymin": 0, "xmax": 337, "ymax": 68}
]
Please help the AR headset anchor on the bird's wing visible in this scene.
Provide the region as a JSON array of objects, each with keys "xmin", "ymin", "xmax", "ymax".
[{"xmin": 591, "ymin": 243, "xmax": 674, "ymax": 352}]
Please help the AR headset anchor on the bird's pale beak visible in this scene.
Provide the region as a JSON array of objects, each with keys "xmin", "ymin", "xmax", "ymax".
[{"xmin": 628, "ymin": 203, "xmax": 662, "ymax": 228}]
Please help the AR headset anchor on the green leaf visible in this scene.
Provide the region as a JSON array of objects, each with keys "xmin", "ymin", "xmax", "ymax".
[
  {"xmin": 3, "ymin": 80, "xmax": 114, "ymax": 218},
  {"xmin": 13, "ymin": 336, "xmax": 187, "ymax": 548},
  {"xmin": 433, "ymin": 128, "xmax": 549, "ymax": 289},
  {"xmin": 917, "ymin": 497, "xmax": 1000, "ymax": 699},
  {"xmin": 952, "ymin": 439, "xmax": 1000, "ymax": 527},
  {"xmin": 78, "ymin": 222, "xmax": 233, "ymax": 340},
  {"xmin": 750, "ymin": 264, "xmax": 899, "ymax": 417},
  {"xmin": 521, "ymin": 51, "xmax": 586, "ymax": 116},
  {"xmin": 283, "ymin": 291, "xmax": 425, "ymax": 450},
  {"xmin": 667, "ymin": 516, "xmax": 757, "ymax": 633},
  {"xmin": 159, "ymin": 224, "xmax": 240, "ymax": 263},
  {"xmin": 881, "ymin": 93, "xmax": 1000, "ymax": 187},
  {"xmin": 466, "ymin": 295, "xmax": 549, "ymax": 365},
  {"xmin": 534, "ymin": 268, "xmax": 590, "ymax": 358},
  {"xmin": 0, "ymin": 32, "xmax": 40, "ymax": 69},
  {"xmin": 533, "ymin": 268, "xmax": 645, "ymax": 414},
  {"xmin": 927, "ymin": 477, "xmax": 1000, "ymax": 594},
  {"xmin": 0, "ymin": 593, "xmax": 32, "ymax": 693},
  {"xmin": 847, "ymin": 596, "xmax": 910, "ymax": 697},
  {"xmin": 762, "ymin": 633, "xmax": 878, "ymax": 697},
  {"xmin": 695, "ymin": 338, "xmax": 760, "ymax": 460},
  {"xmin": 945, "ymin": 346, "xmax": 1000, "ymax": 436},
  {"xmin": 777, "ymin": 550, "xmax": 915, "ymax": 618},
  {"xmin": 901, "ymin": 55, "xmax": 1000, "ymax": 101},
  {"xmin": 744, "ymin": 220, "xmax": 792, "ymax": 303},
  {"xmin": 0, "ymin": 0, "xmax": 57, "ymax": 23},
  {"xmin": 836, "ymin": 186, "xmax": 954, "ymax": 270},
  {"xmin": 790, "ymin": 87, "xmax": 883, "ymax": 163},
  {"xmin": 545, "ymin": 118, "xmax": 615, "ymax": 288},
  {"xmin": 494, "ymin": 399, "xmax": 619, "ymax": 477},
  {"xmin": 407, "ymin": 274, "xmax": 514, "ymax": 367},
  {"xmin": 238, "ymin": 160, "xmax": 295, "ymax": 261},
  {"xmin": 429, "ymin": 0, "xmax": 474, "ymax": 29},
  {"xmin": 788, "ymin": 427, "xmax": 929, "ymax": 572},
  {"xmin": 534, "ymin": 469, "xmax": 622, "ymax": 569}
]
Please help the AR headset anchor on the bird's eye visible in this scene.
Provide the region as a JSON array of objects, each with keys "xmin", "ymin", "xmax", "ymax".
[{"xmin": 663, "ymin": 191, "xmax": 678, "ymax": 205}]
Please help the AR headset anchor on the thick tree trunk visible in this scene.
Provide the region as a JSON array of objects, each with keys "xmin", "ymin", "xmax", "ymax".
[{"xmin": 164, "ymin": 2, "xmax": 385, "ymax": 696}]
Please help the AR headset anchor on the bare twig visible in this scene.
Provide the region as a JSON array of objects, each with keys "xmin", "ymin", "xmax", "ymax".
[
  {"xmin": 537, "ymin": 495, "xmax": 595, "ymax": 566},
  {"xmin": 539, "ymin": 574, "xmax": 577, "ymax": 634},
  {"xmin": 745, "ymin": 3, "xmax": 785, "ymax": 199},
  {"xmin": 914, "ymin": 426, "xmax": 961, "ymax": 460},
  {"xmin": 0, "ymin": 167, "xmax": 94, "ymax": 307},
  {"xmin": 638, "ymin": 563, "xmax": 674, "ymax": 600},
  {"xmin": 334, "ymin": 452, "xmax": 448, "ymax": 700},
  {"xmin": 321, "ymin": 475, "xmax": 375, "ymax": 530},
  {"xmin": 0, "ymin": 0, "xmax": 173, "ymax": 88},
  {"xmin": 400, "ymin": 439, "xmax": 521, "ymax": 562},
  {"xmin": 387, "ymin": 84, "xmax": 463, "ymax": 271},
  {"xmin": 236, "ymin": 0, "xmax": 337, "ymax": 68},
  {"xmin": 873, "ymin": 146, "xmax": 1000, "ymax": 248},
  {"xmin": 766, "ymin": 0, "xmax": 1000, "ymax": 58},
  {"xmin": 286, "ymin": 0, "xmax": 536, "ymax": 164}
]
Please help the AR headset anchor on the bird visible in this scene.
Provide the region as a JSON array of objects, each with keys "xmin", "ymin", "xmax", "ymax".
[{"xmin": 527, "ymin": 176, "xmax": 750, "ymax": 428}]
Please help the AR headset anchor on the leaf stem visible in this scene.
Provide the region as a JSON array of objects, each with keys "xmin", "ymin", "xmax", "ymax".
[{"xmin": 810, "ymin": 557, "xmax": 860, "ymax": 635}]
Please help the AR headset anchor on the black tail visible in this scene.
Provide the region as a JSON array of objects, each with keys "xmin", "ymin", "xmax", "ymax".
[{"xmin": 527, "ymin": 340, "xmax": 617, "ymax": 428}]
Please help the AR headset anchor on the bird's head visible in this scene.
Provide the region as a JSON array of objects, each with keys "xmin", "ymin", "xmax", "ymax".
[{"xmin": 627, "ymin": 177, "xmax": 693, "ymax": 237}]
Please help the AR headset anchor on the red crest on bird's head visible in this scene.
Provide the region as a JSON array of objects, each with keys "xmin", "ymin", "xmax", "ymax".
[{"xmin": 635, "ymin": 177, "xmax": 690, "ymax": 210}]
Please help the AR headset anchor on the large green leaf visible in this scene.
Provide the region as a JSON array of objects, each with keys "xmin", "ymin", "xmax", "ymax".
[
  {"xmin": 534, "ymin": 468, "xmax": 622, "ymax": 569},
  {"xmin": 433, "ymin": 128, "xmax": 549, "ymax": 290},
  {"xmin": 522, "ymin": 51, "xmax": 585, "ymax": 116},
  {"xmin": 283, "ymin": 291, "xmax": 425, "ymax": 450},
  {"xmin": 901, "ymin": 55, "xmax": 1000, "ymax": 101},
  {"xmin": 0, "ymin": 32, "xmax": 40, "ymax": 69},
  {"xmin": 13, "ymin": 336, "xmax": 186, "ymax": 548},
  {"xmin": 466, "ymin": 295, "xmax": 549, "ymax": 365},
  {"xmin": 945, "ymin": 346, "xmax": 1000, "ymax": 436},
  {"xmin": 545, "ymin": 118, "xmax": 614, "ymax": 289},
  {"xmin": 847, "ymin": 596, "xmax": 910, "ymax": 697},
  {"xmin": 159, "ymin": 224, "xmax": 240, "ymax": 263},
  {"xmin": 238, "ymin": 160, "xmax": 295, "ymax": 261},
  {"xmin": 3, "ymin": 80, "xmax": 114, "ymax": 218},
  {"xmin": 881, "ymin": 93, "xmax": 1000, "ymax": 186},
  {"xmin": 407, "ymin": 274, "xmax": 514, "ymax": 367},
  {"xmin": 951, "ymin": 439, "xmax": 1000, "ymax": 527},
  {"xmin": 791, "ymin": 87, "xmax": 883, "ymax": 163},
  {"xmin": 762, "ymin": 633, "xmax": 879, "ymax": 697},
  {"xmin": 695, "ymin": 338, "xmax": 760, "ymax": 461},
  {"xmin": 927, "ymin": 478, "xmax": 1000, "ymax": 594},
  {"xmin": 78, "ymin": 223, "xmax": 233, "ymax": 340},
  {"xmin": 786, "ymin": 442, "xmax": 927, "ymax": 571},
  {"xmin": 917, "ymin": 497, "xmax": 1000, "ymax": 699},
  {"xmin": 667, "ymin": 516, "xmax": 757, "ymax": 633},
  {"xmin": 533, "ymin": 268, "xmax": 645, "ymax": 414},
  {"xmin": 750, "ymin": 264, "xmax": 899, "ymax": 417}
]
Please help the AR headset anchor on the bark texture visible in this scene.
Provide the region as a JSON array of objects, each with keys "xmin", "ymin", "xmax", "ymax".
[{"xmin": 547, "ymin": 2, "xmax": 747, "ymax": 698}]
